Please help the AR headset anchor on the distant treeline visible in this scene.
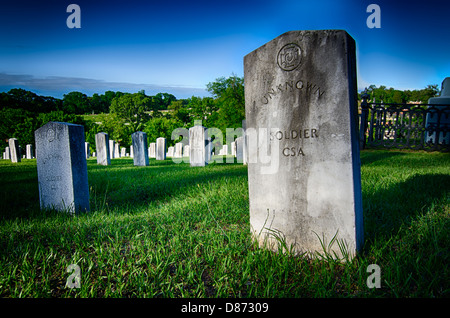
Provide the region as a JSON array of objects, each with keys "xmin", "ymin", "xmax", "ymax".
[
  {"xmin": 0, "ymin": 78, "xmax": 439, "ymax": 153},
  {"xmin": 363, "ymin": 84, "xmax": 439, "ymax": 104}
]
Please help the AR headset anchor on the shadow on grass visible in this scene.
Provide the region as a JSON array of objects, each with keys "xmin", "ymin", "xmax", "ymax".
[
  {"xmin": 0, "ymin": 158, "xmax": 248, "ymax": 221},
  {"xmin": 363, "ymin": 173, "xmax": 450, "ymax": 244},
  {"xmin": 88, "ymin": 160, "xmax": 247, "ymax": 213}
]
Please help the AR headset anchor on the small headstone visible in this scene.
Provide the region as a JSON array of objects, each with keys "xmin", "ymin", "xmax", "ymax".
[
  {"xmin": 130, "ymin": 145, "xmax": 134, "ymax": 158},
  {"xmin": 167, "ymin": 146, "xmax": 174, "ymax": 157},
  {"xmin": 35, "ymin": 122, "xmax": 90, "ymax": 214},
  {"xmin": 121, "ymin": 147, "xmax": 126, "ymax": 157},
  {"xmin": 183, "ymin": 145, "xmax": 190, "ymax": 157},
  {"xmin": 222, "ymin": 145, "xmax": 228, "ymax": 156},
  {"xmin": 426, "ymin": 77, "xmax": 450, "ymax": 145},
  {"xmin": 95, "ymin": 132, "xmax": 110, "ymax": 165},
  {"xmin": 231, "ymin": 141, "xmax": 236, "ymax": 157},
  {"xmin": 109, "ymin": 140, "xmax": 115, "ymax": 159},
  {"xmin": 174, "ymin": 142, "xmax": 183, "ymax": 158},
  {"xmin": 149, "ymin": 142, "xmax": 156, "ymax": 158},
  {"xmin": 131, "ymin": 131, "xmax": 149, "ymax": 166},
  {"xmin": 114, "ymin": 143, "xmax": 121, "ymax": 158},
  {"xmin": 26, "ymin": 144, "xmax": 33, "ymax": 159},
  {"xmin": 235, "ymin": 136, "xmax": 244, "ymax": 163},
  {"xmin": 156, "ymin": 137, "xmax": 166, "ymax": 160},
  {"xmin": 8, "ymin": 138, "xmax": 21, "ymax": 163},
  {"xmin": 85, "ymin": 142, "xmax": 90, "ymax": 159},
  {"xmin": 244, "ymin": 30, "xmax": 363, "ymax": 259},
  {"xmin": 189, "ymin": 124, "xmax": 207, "ymax": 167},
  {"xmin": 5, "ymin": 146, "xmax": 10, "ymax": 160}
]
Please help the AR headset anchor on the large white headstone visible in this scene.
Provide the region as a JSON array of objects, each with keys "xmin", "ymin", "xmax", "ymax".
[
  {"xmin": 244, "ymin": 30, "xmax": 363, "ymax": 259},
  {"xmin": 35, "ymin": 122, "xmax": 90, "ymax": 214}
]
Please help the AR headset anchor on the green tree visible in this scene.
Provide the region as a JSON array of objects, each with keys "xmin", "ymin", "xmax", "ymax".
[
  {"xmin": 98, "ymin": 112, "xmax": 133, "ymax": 147},
  {"xmin": 109, "ymin": 93, "xmax": 151, "ymax": 132},
  {"xmin": 187, "ymin": 96, "xmax": 218, "ymax": 127},
  {"xmin": 168, "ymin": 100, "xmax": 190, "ymax": 124},
  {"xmin": 144, "ymin": 117, "xmax": 183, "ymax": 147},
  {"xmin": 206, "ymin": 75, "xmax": 245, "ymax": 132},
  {"xmin": 62, "ymin": 91, "xmax": 91, "ymax": 114}
]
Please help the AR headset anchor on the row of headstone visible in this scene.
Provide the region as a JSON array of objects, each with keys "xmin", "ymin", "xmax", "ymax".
[
  {"xmin": 2, "ymin": 141, "xmax": 36, "ymax": 161},
  {"xmin": 30, "ymin": 121, "xmax": 246, "ymax": 216}
]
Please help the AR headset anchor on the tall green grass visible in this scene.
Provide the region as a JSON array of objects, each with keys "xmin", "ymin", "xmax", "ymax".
[{"xmin": 0, "ymin": 150, "xmax": 448, "ymax": 298}]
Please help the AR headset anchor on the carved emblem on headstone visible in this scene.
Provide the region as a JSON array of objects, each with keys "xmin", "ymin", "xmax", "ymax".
[{"xmin": 277, "ymin": 43, "xmax": 302, "ymax": 71}]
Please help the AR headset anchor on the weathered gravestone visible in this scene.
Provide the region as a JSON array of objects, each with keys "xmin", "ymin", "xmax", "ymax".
[
  {"xmin": 85, "ymin": 142, "xmax": 90, "ymax": 159},
  {"xmin": 132, "ymin": 131, "xmax": 149, "ymax": 166},
  {"xmin": 231, "ymin": 141, "xmax": 236, "ymax": 157},
  {"xmin": 4, "ymin": 146, "xmax": 10, "ymax": 160},
  {"xmin": 95, "ymin": 132, "xmax": 110, "ymax": 165},
  {"xmin": 244, "ymin": 30, "xmax": 363, "ymax": 259},
  {"xmin": 26, "ymin": 144, "xmax": 33, "ymax": 159},
  {"xmin": 183, "ymin": 145, "xmax": 190, "ymax": 157},
  {"xmin": 223, "ymin": 144, "xmax": 228, "ymax": 155},
  {"xmin": 114, "ymin": 143, "xmax": 121, "ymax": 158},
  {"xmin": 109, "ymin": 140, "xmax": 115, "ymax": 159},
  {"xmin": 167, "ymin": 146, "xmax": 174, "ymax": 158},
  {"xmin": 174, "ymin": 142, "xmax": 183, "ymax": 158},
  {"xmin": 425, "ymin": 77, "xmax": 450, "ymax": 146},
  {"xmin": 8, "ymin": 138, "xmax": 20, "ymax": 163},
  {"xmin": 235, "ymin": 136, "xmax": 244, "ymax": 163},
  {"xmin": 156, "ymin": 137, "xmax": 166, "ymax": 160},
  {"xmin": 189, "ymin": 124, "xmax": 208, "ymax": 167},
  {"xmin": 35, "ymin": 122, "xmax": 90, "ymax": 214},
  {"xmin": 149, "ymin": 142, "xmax": 156, "ymax": 158},
  {"xmin": 121, "ymin": 147, "xmax": 126, "ymax": 157}
]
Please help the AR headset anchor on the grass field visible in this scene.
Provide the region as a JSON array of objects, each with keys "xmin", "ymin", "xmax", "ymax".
[{"xmin": 0, "ymin": 150, "xmax": 448, "ymax": 298}]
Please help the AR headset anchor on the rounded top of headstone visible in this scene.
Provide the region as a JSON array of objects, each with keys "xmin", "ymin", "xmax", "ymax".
[
  {"xmin": 428, "ymin": 77, "xmax": 450, "ymax": 104},
  {"xmin": 441, "ymin": 77, "xmax": 450, "ymax": 97}
]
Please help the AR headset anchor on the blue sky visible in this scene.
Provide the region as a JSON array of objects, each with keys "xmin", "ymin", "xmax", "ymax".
[{"xmin": 0, "ymin": 0, "xmax": 449, "ymax": 99}]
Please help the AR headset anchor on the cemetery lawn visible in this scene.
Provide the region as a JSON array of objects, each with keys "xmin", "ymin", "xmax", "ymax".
[{"xmin": 0, "ymin": 150, "xmax": 448, "ymax": 298}]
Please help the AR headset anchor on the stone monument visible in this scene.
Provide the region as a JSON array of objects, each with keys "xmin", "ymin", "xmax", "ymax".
[
  {"xmin": 26, "ymin": 144, "xmax": 33, "ymax": 159},
  {"xmin": 8, "ymin": 138, "xmax": 20, "ymax": 163},
  {"xmin": 244, "ymin": 30, "xmax": 363, "ymax": 259},
  {"xmin": 109, "ymin": 140, "xmax": 115, "ymax": 159},
  {"xmin": 425, "ymin": 77, "xmax": 450, "ymax": 146},
  {"xmin": 156, "ymin": 137, "xmax": 166, "ymax": 160},
  {"xmin": 95, "ymin": 132, "xmax": 110, "ymax": 166},
  {"xmin": 189, "ymin": 124, "xmax": 207, "ymax": 167},
  {"xmin": 235, "ymin": 136, "xmax": 244, "ymax": 163},
  {"xmin": 132, "ymin": 131, "xmax": 149, "ymax": 166},
  {"xmin": 149, "ymin": 142, "xmax": 156, "ymax": 158},
  {"xmin": 35, "ymin": 122, "xmax": 90, "ymax": 214},
  {"xmin": 85, "ymin": 142, "xmax": 90, "ymax": 159}
]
